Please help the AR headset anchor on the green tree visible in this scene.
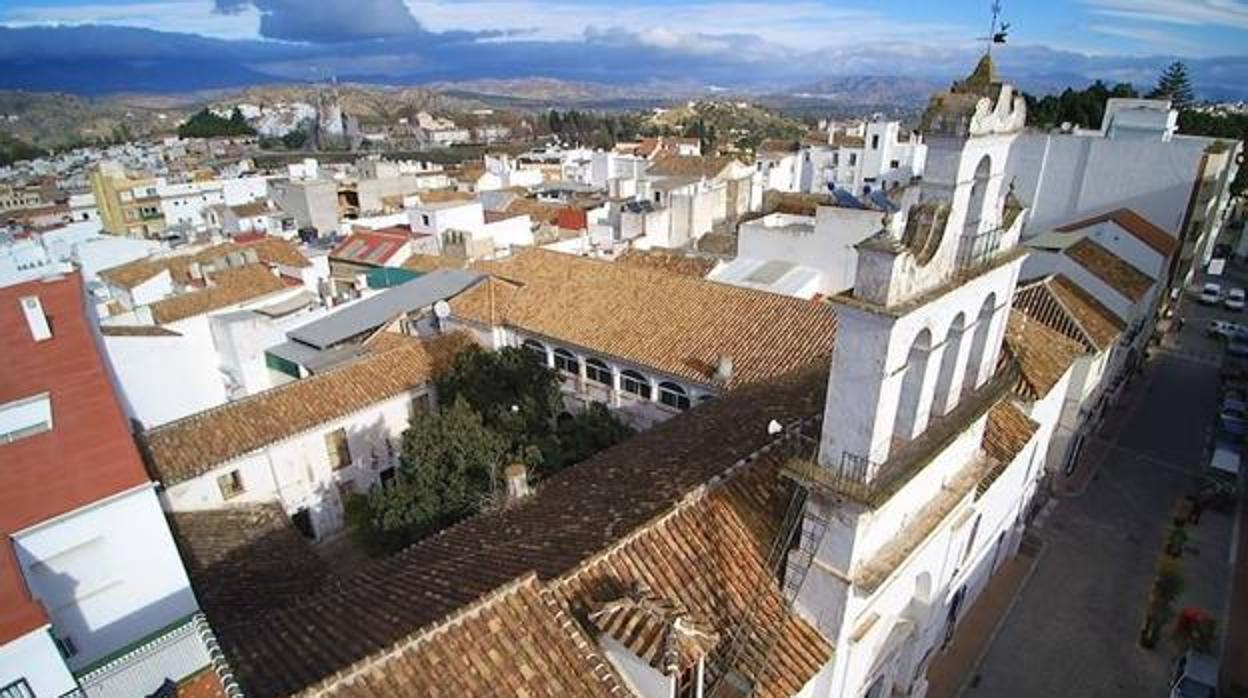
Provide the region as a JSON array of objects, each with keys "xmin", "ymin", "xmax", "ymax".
[
  {"xmin": 554, "ymin": 402, "xmax": 636, "ymax": 469},
  {"xmin": 281, "ymin": 129, "xmax": 308, "ymax": 150},
  {"xmin": 434, "ymin": 345, "xmax": 563, "ymax": 464},
  {"xmin": 1148, "ymin": 61, "xmax": 1195, "ymax": 109},
  {"xmin": 361, "ymin": 398, "xmax": 507, "ymax": 549},
  {"xmin": 0, "ymin": 133, "xmax": 45, "ymax": 167},
  {"xmin": 177, "ymin": 108, "xmax": 257, "ymax": 138}
]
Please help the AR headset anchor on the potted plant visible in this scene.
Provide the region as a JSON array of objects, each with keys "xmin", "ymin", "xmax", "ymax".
[
  {"xmin": 1174, "ymin": 607, "xmax": 1218, "ymax": 653},
  {"xmin": 1166, "ymin": 526, "xmax": 1189, "ymax": 557}
]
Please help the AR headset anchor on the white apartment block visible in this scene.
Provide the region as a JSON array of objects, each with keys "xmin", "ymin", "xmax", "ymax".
[{"xmin": 803, "ymin": 118, "xmax": 928, "ymax": 196}]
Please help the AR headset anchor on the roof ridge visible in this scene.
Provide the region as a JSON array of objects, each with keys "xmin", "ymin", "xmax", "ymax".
[{"xmin": 144, "ymin": 336, "xmax": 434, "ymax": 436}]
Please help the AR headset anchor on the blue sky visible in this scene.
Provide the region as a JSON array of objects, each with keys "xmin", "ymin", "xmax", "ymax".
[
  {"xmin": 1, "ymin": 0, "xmax": 1247, "ymax": 96},
  {"xmin": 3, "ymin": 0, "xmax": 1247, "ymax": 56}
]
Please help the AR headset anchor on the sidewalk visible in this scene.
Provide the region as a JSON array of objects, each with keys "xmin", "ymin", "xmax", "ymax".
[
  {"xmin": 923, "ymin": 539, "xmax": 1041, "ymax": 698},
  {"xmin": 1053, "ymin": 368, "xmax": 1151, "ymax": 497},
  {"xmin": 1224, "ymin": 485, "xmax": 1248, "ymax": 696}
]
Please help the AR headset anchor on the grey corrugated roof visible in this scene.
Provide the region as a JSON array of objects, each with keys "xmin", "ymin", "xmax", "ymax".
[
  {"xmin": 266, "ymin": 341, "xmax": 365, "ymax": 373},
  {"xmin": 287, "ymin": 269, "xmax": 483, "ymax": 349}
]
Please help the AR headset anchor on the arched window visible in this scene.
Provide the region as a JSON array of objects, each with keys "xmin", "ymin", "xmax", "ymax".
[
  {"xmin": 620, "ymin": 369, "xmax": 651, "ymax": 399},
  {"xmin": 931, "ymin": 313, "xmax": 967, "ymax": 416},
  {"xmin": 962, "ymin": 155, "xmax": 992, "ymax": 238},
  {"xmin": 894, "ymin": 328, "xmax": 933, "ymax": 441},
  {"xmin": 522, "ymin": 338, "xmax": 547, "ymax": 360},
  {"xmin": 658, "ymin": 381, "xmax": 690, "ymax": 411},
  {"xmin": 585, "ymin": 357, "xmax": 612, "ymax": 385},
  {"xmin": 553, "ymin": 348, "xmax": 578, "ymax": 374},
  {"xmin": 962, "ymin": 293, "xmax": 997, "ymax": 396}
]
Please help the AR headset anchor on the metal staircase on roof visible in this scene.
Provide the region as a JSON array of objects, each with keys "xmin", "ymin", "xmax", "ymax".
[{"xmin": 705, "ymin": 421, "xmax": 828, "ymax": 697}]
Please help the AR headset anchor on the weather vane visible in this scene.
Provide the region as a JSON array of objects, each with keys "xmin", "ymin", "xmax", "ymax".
[{"xmin": 978, "ymin": 1, "xmax": 1010, "ymax": 55}]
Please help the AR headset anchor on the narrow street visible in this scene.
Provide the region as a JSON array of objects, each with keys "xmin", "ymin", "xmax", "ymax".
[{"xmin": 962, "ymin": 287, "xmax": 1238, "ymax": 697}]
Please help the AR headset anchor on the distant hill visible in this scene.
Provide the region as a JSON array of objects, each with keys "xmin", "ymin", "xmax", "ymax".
[
  {"xmin": 786, "ymin": 76, "xmax": 944, "ymax": 106},
  {"xmin": 0, "ymin": 90, "xmax": 186, "ymax": 149},
  {"xmin": 209, "ymin": 84, "xmax": 488, "ymax": 126}
]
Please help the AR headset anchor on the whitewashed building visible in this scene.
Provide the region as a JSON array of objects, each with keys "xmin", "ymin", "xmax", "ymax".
[
  {"xmin": 144, "ymin": 332, "xmax": 475, "ymax": 540},
  {"xmin": 0, "ymin": 274, "xmax": 221, "ymax": 698},
  {"xmin": 802, "ymin": 117, "xmax": 928, "ymax": 196},
  {"xmin": 777, "ymin": 55, "xmax": 1045, "ymax": 698}
]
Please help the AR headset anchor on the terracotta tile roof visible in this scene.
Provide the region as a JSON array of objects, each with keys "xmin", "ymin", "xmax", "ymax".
[
  {"xmin": 203, "ymin": 362, "xmax": 829, "ymax": 698},
  {"xmin": 401, "ymin": 253, "xmax": 469, "ymax": 273},
  {"xmin": 586, "ymin": 584, "xmax": 719, "ymax": 674},
  {"xmin": 1003, "ymin": 311, "xmax": 1086, "ymax": 400},
  {"xmin": 99, "ymin": 238, "xmax": 309, "ymax": 289},
  {"xmin": 648, "ymin": 155, "xmax": 737, "ymax": 179},
  {"xmin": 616, "ymin": 249, "xmax": 717, "ymax": 278},
  {"xmin": 757, "ymin": 138, "xmax": 801, "ymax": 154},
  {"xmin": 331, "ymin": 228, "xmax": 409, "ymax": 266},
  {"xmin": 149, "ymin": 265, "xmax": 287, "ymax": 324},
  {"xmin": 1014, "ymin": 275, "xmax": 1124, "ymax": 352},
  {"xmin": 306, "ymin": 574, "xmax": 625, "ymax": 698},
  {"xmin": 764, "ymin": 191, "xmax": 833, "ymax": 217},
  {"xmin": 698, "ymin": 231, "xmax": 738, "ymax": 257},
  {"xmin": 1064, "ymin": 238, "xmax": 1153, "ymax": 303},
  {"xmin": 557, "ymin": 453, "xmax": 833, "ymax": 698},
  {"xmin": 503, "ymin": 197, "xmax": 562, "ymax": 225},
  {"xmin": 1055, "ymin": 208, "xmax": 1177, "ymax": 257},
  {"xmin": 454, "ymin": 249, "xmax": 838, "ymax": 387},
  {"xmin": 978, "ymin": 399, "xmax": 1039, "ymax": 496},
  {"xmin": 168, "ymin": 504, "xmax": 332, "ymax": 625},
  {"xmin": 230, "ymin": 201, "xmax": 271, "ymax": 219},
  {"xmin": 99, "ymin": 324, "xmax": 182, "ymax": 337},
  {"xmin": 635, "ymin": 136, "xmax": 700, "ymax": 159},
  {"xmin": 415, "ymin": 190, "xmax": 476, "ymax": 204},
  {"xmin": 142, "ymin": 332, "xmax": 475, "ymax": 485},
  {"xmin": 831, "ymin": 133, "xmax": 865, "ymax": 148}
]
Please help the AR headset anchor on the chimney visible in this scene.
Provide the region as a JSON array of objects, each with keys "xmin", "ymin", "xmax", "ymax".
[
  {"xmin": 714, "ymin": 355, "xmax": 734, "ymax": 384},
  {"xmin": 504, "ymin": 463, "xmax": 531, "ymax": 502},
  {"xmin": 20, "ymin": 296, "xmax": 52, "ymax": 342}
]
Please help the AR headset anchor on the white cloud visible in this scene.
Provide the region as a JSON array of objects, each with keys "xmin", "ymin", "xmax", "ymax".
[
  {"xmin": 1081, "ymin": 0, "xmax": 1248, "ymax": 29},
  {"xmin": 1, "ymin": 1, "xmax": 263, "ymax": 39},
  {"xmin": 403, "ymin": 0, "xmax": 972, "ymax": 51}
]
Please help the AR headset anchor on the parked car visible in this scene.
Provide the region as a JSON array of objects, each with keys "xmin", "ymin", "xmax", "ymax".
[
  {"xmin": 1207, "ymin": 320, "xmax": 1246, "ymax": 339},
  {"xmin": 1221, "ymin": 391, "xmax": 1247, "ymax": 413},
  {"xmin": 1169, "ymin": 650, "xmax": 1219, "ymax": 698},
  {"xmin": 1227, "ymin": 288, "xmax": 1246, "ymax": 312},
  {"xmin": 1229, "ymin": 336, "xmax": 1248, "ymax": 357},
  {"xmin": 1199, "ymin": 283, "xmax": 1223, "ymax": 305}
]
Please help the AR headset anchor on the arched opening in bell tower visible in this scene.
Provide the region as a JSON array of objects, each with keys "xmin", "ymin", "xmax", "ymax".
[
  {"xmin": 961, "ymin": 293, "xmax": 997, "ymax": 396},
  {"xmin": 962, "ymin": 155, "xmax": 992, "ymax": 240},
  {"xmin": 931, "ymin": 313, "xmax": 967, "ymax": 416},
  {"xmin": 894, "ymin": 328, "xmax": 933, "ymax": 441}
]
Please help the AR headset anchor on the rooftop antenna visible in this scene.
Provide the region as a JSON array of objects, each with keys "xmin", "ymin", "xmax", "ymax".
[{"xmin": 977, "ymin": 1, "xmax": 1010, "ymax": 56}]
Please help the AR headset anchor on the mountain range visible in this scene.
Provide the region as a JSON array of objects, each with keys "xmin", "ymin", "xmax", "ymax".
[{"xmin": 2, "ymin": 23, "xmax": 1246, "ymax": 101}]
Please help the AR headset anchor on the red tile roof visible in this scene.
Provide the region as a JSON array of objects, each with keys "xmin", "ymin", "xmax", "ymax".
[
  {"xmin": 199, "ymin": 362, "xmax": 830, "ymax": 697},
  {"xmin": 331, "ymin": 227, "xmax": 411, "ymax": 267},
  {"xmin": 0, "ymin": 273, "xmax": 151, "ymax": 643},
  {"xmin": 1064, "ymin": 238, "xmax": 1153, "ymax": 303},
  {"xmin": 1055, "ymin": 208, "xmax": 1177, "ymax": 257},
  {"xmin": 1013, "ymin": 275, "xmax": 1124, "ymax": 352},
  {"xmin": 453, "ymin": 249, "xmax": 838, "ymax": 388}
]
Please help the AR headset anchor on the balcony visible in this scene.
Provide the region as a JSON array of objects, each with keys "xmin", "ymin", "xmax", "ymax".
[
  {"xmin": 783, "ymin": 360, "xmax": 1020, "ymax": 509},
  {"xmin": 72, "ymin": 613, "xmax": 224, "ymax": 698}
]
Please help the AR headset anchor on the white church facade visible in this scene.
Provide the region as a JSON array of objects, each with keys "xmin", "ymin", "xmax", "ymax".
[{"xmin": 783, "ymin": 55, "xmax": 1052, "ymax": 698}]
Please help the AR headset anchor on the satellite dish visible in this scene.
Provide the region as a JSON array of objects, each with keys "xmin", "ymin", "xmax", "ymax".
[
  {"xmin": 433, "ymin": 299, "xmax": 451, "ymax": 319},
  {"xmin": 767, "ymin": 419, "xmax": 783, "ymax": 436}
]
